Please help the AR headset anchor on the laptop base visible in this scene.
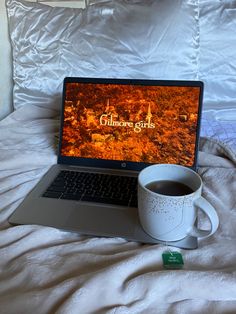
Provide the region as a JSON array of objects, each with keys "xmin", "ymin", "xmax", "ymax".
[
  {"xmin": 9, "ymin": 165, "xmax": 197, "ymax": 250},
  {"xmin": 9, "ymin": 211, "xmax": 198, "ymax": 249}
]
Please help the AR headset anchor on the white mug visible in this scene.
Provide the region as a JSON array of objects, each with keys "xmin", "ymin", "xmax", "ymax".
[{"xmin": 138, "ymin": 164, "xmax": 219, "ymax": 242}]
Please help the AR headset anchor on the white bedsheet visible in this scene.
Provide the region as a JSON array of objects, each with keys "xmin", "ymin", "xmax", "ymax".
[{"xmin": 0, "ymin": 107, "xmax": 236, "ymax": 314}]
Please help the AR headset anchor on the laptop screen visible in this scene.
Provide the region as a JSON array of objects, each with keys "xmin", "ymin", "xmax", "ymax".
[{"xmin": 58, "ymin": 78, "xmax": 203, "ymax": 171}]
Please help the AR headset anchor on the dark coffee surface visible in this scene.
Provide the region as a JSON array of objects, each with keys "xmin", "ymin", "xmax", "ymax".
[{"xmin": 145, "ymin": 180, "xmax": 193, "ymax": 196}]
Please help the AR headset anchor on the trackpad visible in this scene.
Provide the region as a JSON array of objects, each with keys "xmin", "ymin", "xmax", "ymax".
[{"xmin": 65, "ymin": 203, "xmax": 137, "ymax": 238}]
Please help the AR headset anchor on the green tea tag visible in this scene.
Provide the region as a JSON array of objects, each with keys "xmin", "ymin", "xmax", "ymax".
[{"xmin": 162, "ymin": 251, "xmax": 184, "ymax": 269}]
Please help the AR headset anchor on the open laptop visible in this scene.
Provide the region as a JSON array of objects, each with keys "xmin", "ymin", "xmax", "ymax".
[{"xmin": 8, "ymin": 77, "xmax": 203, "ymax": 249}]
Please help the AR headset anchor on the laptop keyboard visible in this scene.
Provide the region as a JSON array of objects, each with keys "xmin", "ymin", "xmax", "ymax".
[{"xmin": 42, "ymin": 170, "xmax": 138, "ymax": 207}]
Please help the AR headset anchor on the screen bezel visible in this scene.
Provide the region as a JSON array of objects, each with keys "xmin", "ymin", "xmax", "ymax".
[{"xmin": 58, "ymin": 77, "xmax": 204, "ymax": 171}]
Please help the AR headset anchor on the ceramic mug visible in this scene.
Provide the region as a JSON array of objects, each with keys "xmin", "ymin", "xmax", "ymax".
[{"xmin": 138, "ymin": 164, "xmax": 219, "ymax": 242}]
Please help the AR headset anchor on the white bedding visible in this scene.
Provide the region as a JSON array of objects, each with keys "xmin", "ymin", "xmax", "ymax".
[{"xmin": 0, "ymin": 107, "xmax": 236, "ymax": 313}]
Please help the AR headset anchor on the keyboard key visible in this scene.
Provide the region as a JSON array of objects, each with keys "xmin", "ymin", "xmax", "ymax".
[
  {"xmin": 61, "ymin": 193, "xmax": 82, "ymax": 200},
  {"xmin": 129, "ymin": 196, "xmax": 138, "ymax": 207},
  {"xmin": 48, "ymin": 186, "xmax": 66, "ymax": 192},
  {"xmin": 42, "ymin": 191, "xmax": 62, "ymax": 198}
]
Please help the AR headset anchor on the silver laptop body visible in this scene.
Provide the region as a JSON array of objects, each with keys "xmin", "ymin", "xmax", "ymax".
[{"xmin": 8, "ymin": 77, "xmax": 204, "ymax": 249}]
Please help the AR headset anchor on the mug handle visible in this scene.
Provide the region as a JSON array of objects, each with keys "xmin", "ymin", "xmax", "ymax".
[{"xmin": 188, "ymin": 197, "xmax": 219, "ymax": 238}]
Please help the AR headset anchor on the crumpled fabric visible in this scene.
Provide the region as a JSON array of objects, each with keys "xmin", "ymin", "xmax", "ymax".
[
  {"xmin": 6, "ymin": 0, "xmax": 199, "ymax": 111},
  {"xmin": 198, "ymin": 0, "xmax": 236, "ymax": 110}
]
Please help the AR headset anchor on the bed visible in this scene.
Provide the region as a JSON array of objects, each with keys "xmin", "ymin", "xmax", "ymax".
[{"xmin": 0, "ymin": 0, "xmax": 236, "ymax": 313}]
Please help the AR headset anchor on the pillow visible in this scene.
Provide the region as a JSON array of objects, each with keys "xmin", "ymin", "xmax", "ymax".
[
  {"xmin": 0, "ymin": 0, "xmax": 13, "ymax": 120},
  {"xmin": 199, "ymin": 0, "xmax": 236, "ymax": 110},
  {"xmin": 6, "ymin": 0, "xmax": 199, "ymax": 111}
]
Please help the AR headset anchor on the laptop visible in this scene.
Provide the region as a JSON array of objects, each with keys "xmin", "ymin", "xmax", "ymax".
[{"xmin": 8, "ymin": 77, "xmax": 203, "ymax": 249}]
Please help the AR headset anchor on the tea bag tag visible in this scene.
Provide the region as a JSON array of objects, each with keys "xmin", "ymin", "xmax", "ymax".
[{"xmin": 162, "ymin": 246, "xmax": 184, "ymax": 269}]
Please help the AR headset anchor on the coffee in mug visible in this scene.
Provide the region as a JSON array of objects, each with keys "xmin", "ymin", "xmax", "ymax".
[
  {"xmin": 145, "ymin": 180, "xmax": 193, "ymax": 196},
  {"xmin": 138, "ymin": 164, "xmax": 219, "ymax": 242}
]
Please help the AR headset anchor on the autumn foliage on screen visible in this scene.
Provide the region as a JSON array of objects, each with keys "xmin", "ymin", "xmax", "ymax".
[{"xmin": 61, "ymin": 83, "xmax": 200, "ymax": 166}]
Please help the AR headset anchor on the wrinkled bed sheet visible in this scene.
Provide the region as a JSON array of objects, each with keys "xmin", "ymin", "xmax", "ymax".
[{"xmin": 0, "ymin": 106, "xmax": 236, "ymax": 314}]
